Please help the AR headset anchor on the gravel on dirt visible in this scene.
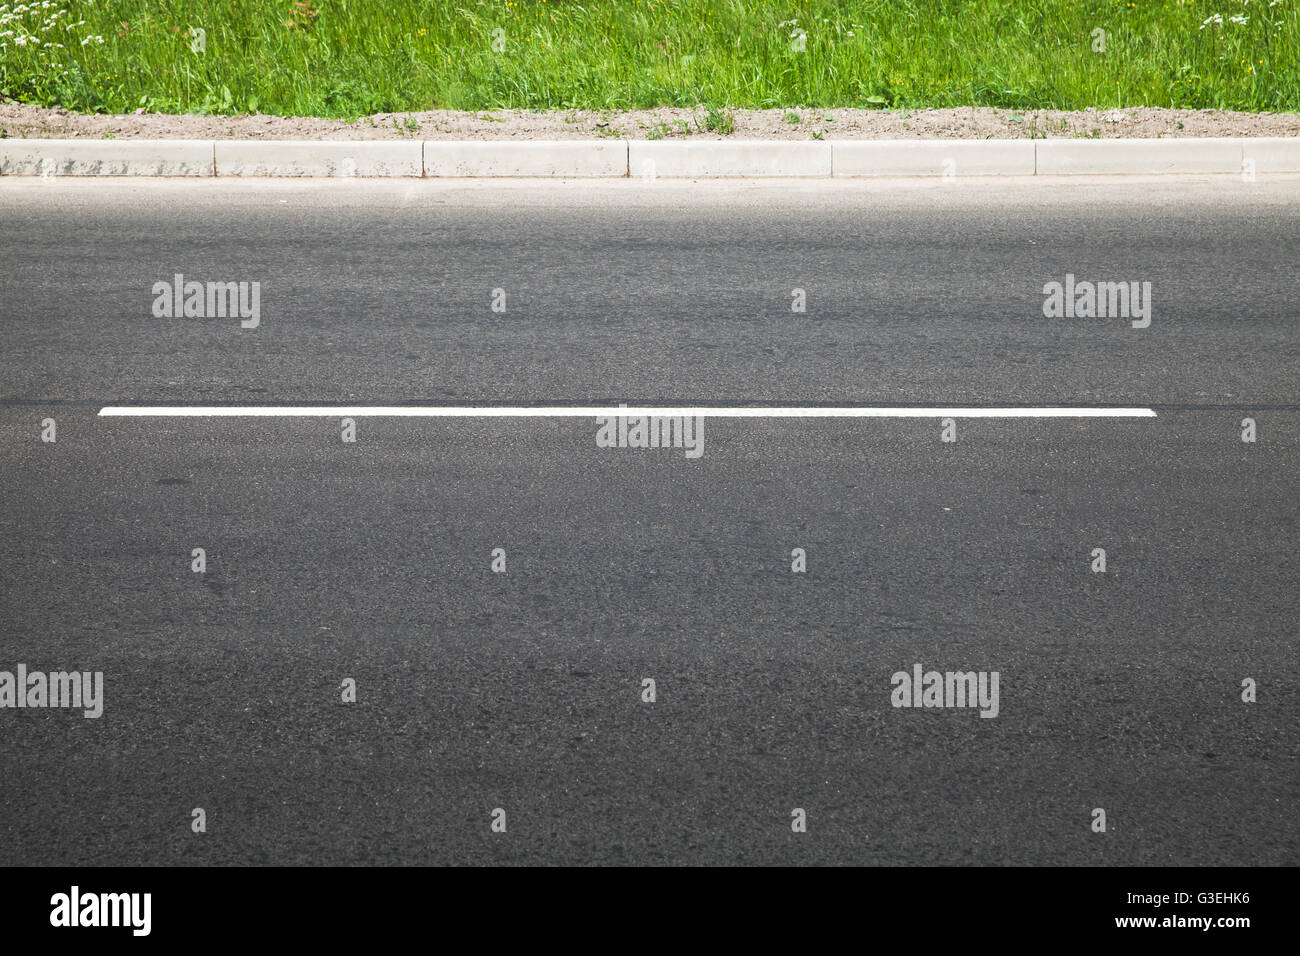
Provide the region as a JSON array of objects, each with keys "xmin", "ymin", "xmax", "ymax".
[{"xmin": 2, "ymin": 104, "xmax": 1297, "ymax": 141}]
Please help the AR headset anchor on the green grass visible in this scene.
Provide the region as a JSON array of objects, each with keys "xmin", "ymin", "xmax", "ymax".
[{"xmin": 1, "ymin": 1, "xmax": 1296, "ymax": 118}]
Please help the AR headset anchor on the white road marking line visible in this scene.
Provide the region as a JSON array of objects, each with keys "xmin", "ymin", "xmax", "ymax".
[{"xmin": 99, "ymin": 406, "xmax": 1157, "ymax": 418}]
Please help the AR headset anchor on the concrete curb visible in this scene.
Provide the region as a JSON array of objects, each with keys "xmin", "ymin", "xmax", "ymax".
[
  {"xmin": 215, "ymin": 140, "xmax": 422, "ymax": 177},
  {"xmin": 1035, "ymin": 137, "xmax": 1243, "ymax": 175},
  {"xmin": 425, "ymin": 140, "xmax": 625, "ymax": 177},
  {"xmin": 631, "ymin": 140, "xmax": 832, "ymax": 177},
  {"xmin": 834, "ymin": 139, "xmax": 1035, "ymax": 177},
  {"xmin": 2, "ymin": 137, "xmax": 1298, "ymax": 178},
  {"xmin": 0, "ymin": 139, "xmax": 215, "ymax": 176}
]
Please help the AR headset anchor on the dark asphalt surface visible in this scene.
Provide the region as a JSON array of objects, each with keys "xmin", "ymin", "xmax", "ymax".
[{"xmin": 1, "ymin": 177, "xmax": 1296, "ymax": 865}]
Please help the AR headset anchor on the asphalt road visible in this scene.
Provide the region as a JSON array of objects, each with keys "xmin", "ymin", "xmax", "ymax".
[{"xmin": 0, "ymin": 176, "xmax": 1296, "ymax": 865}]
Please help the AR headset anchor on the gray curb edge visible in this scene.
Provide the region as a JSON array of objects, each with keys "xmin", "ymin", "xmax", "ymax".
[{"xmin": 1, "ymin": 137, "xmax": 1297, "ymax": 177}]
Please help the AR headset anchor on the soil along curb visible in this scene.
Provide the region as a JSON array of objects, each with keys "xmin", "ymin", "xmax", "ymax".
[{"xmin": 2, "ymin": 138, "xmax": 1298, "ymax": 177}]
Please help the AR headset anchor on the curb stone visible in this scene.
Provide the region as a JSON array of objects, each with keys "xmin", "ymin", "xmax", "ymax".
[
  {"xmin": 214, "ymin": 140, "xmax": 422, "ymax": 177},
  {"xmin": 2, "ymin": 137, "xmax": 1297, "ymax": 177}
]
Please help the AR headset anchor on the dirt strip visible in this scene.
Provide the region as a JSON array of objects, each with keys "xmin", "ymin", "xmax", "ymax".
[{"xmin": 2, "ymin": 103, "xmax": 1297, "ymax": 141}]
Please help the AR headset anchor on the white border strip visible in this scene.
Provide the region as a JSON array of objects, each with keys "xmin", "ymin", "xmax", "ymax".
[
  {"xmin": 98, "ymin": 406, "xmax": 1157, "ymax": 418},
  {"xmin": 4, "ymin": 138, "xmax": 1296, "ymax": 178}
]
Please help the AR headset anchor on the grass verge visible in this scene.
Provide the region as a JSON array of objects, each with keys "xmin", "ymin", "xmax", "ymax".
[{"xmin": 1, "ymin": 0, "xmax": 1296, "ymax": 118}]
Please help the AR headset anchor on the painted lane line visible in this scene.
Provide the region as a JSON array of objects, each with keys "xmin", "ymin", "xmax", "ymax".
[{"xmin": 99, "ymin": 406, "xmax": 1158, "ymax": 418}]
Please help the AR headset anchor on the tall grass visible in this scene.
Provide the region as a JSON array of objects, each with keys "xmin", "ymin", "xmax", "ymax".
[{"xmin": 1, "ymin": 0, "xmax": 1296, "ymax": 117}]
